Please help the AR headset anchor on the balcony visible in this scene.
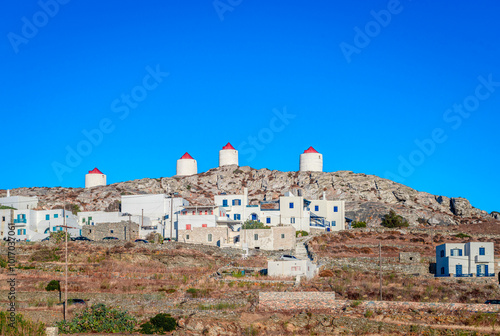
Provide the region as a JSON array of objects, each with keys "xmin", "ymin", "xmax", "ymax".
[
  {"xmin": 475, "ymin": 255, "xmax": 491, "ymax": 263},
  {"xmin": 476, "ymin": 273, "xmax": 495, "ymax": 277},
  {"xmin": 14, "ymin": 218, "xmax": 27, "ymax": 224},
  {"xmin": 455, "ymin": 273, "xmax": 473, "ymax": 278}
]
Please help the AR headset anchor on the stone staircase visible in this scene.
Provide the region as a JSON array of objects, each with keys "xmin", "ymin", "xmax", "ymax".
[{"xmin": 294, "ymin": 236, "xmax": 312, "ymax": 260}]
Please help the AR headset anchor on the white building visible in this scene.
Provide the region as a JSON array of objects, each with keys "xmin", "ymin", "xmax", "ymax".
[
  {"xmin": 214, "ymin": 188, "xmax": 257, "ymax": 222},
  {"xmin": 3, "ymin": 209, "xmax": 81, "ymax": 241},
  {"xmin": 268, "ymin": 259, "xmax": 318, "ymax": 279},
  {"xmin": 177, "ymin": 205, "xmax": 238, "ymax": 231},
  {"xmin": 299, "ymin": 146, "xmax": 323, "ymax": 172},
  {"xmin": 219, "ymin": 142, "xmax": 238, "ymax": 167},
  {"xmin": 85, "ymin": 168, "xmax": 107, "ymax": 188},
  {"xmin": 121, "ymin": 194, "xmax": 189, "ymax": 239},
  {"xmin": 0, "ymin": 192, "xmax": 38, "ymax": 210},
  {"xmin": 308, "ymin": 194, "xmax": 345, "ymax": 232},
  {"xmin": 78, "ymin": 211, "xmax": 146, "ymax": 226},
  {"xmin": 176, "ymin": 152, "xmax": 197, "ymax": 176},
  {"xmin": 436, "ymin": 242, "xmax": 495, "ymax": 277},
  {"xmin": 278, "ymin": 192, "xmax": 311, "ymax": 232}
]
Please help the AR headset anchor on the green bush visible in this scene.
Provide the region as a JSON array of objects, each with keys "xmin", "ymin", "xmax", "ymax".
[
  {"xmin": 296, "ymin": 230, "xmax": 309, "ymax": 237},
  {"xmin": 455, "ymin": 233, "xmax": 471, "ymax": 239},
  {"xmin": 380, "ymin": 210, "xmax": 409, "ymax": 228},
  {"xmin": 0, "ymin": 312, "xmax": 45, "ymax": 336},
  {"xmin": 50, "ymin": 231, "xmax": 71, "ymax": 243},
  {"xmin": 352, "ymin": 221, "xmax": 367, "ymax": 228},
  {"xmin": 0, "ymin": 258, "xmax": 7, "ymax": 268},
  {"xmin": 139, "ymin": 313, "xmax": 177, "ymax": 334},
  {"xmin": 242, "ymin": 220, "xmax": 270, "ymax": 230},
  {"xmin": 45, "ymin": 280, "xmax": 61, "ymax": 301},
  {"xmin": 146, "ymin": 232, "xmax": 164, "ymax": 244},
  {"xmin": 57, "ymin": 304, "xmax": 136, "ymax": 333}
]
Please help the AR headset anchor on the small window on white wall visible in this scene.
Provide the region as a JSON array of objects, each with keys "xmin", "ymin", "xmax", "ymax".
[
  {"xmin": 291, "ymin": 217, "xmax": 295, "ymax": 224},
  {"xmin": 208, "ymin": 234, "xmax": 213, "ymax": 242},
  {"xmin": 254, "ymin": 234, "xmax": 258, "ymax": 240},
  {"xmin": 281, "ymin": 234, "xmax": 285, "ymax": 239}
]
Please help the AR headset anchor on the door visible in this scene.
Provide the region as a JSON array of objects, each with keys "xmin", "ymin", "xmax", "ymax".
[
  {"xmin": 485, "ymin": 265, "xmax": 489, "ymax": 276},
  {"xmin": 251, "ymin": 213, "xmax": 257, "ymax": 221},
  {"xmin": 456, "ymin": 264, "xmax": 462, "ymax": 276},
  {"xmin": 477, "ymin": 264, "xmax": 482, "ymax": 277}
]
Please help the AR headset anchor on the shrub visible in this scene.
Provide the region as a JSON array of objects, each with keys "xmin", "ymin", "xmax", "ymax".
[
  {"xmin": 380, "ymin": 210, "xmax": 409, "ymax": 228},
  {"xmin": 0, "ymin": 312, "xmax": 45, "ymax": 336},
  {"xmin": 455, "ymin": 233, "xmax": 471, "ymax": 239},
  {"xmin": 124, "ymin": 242, "xmax": 135, "ymax": 249},
  {"xmin": 146, "ymin": 232, "xmax": 163, "ymax": 244},
  {"xmin": 0, "ymin": 258, "xmax": 7, "ymax": 268},
  {"xmin": 50, "ymin": 231, "xmax": 71, "ymax": 243},
  {"xmin": 57, "ymin": 303, "xmax": 136, "ymax": 333},
  {"xmin": 45, "ymin": 280, "xmax": 61, "ymax": 301},
  {"xmin": 242, "ymin": 220, "xmax": 270, "ymax": 230},
  {"xmin": 139, "ymin": 313, "xmax": 176, "ymax": 334},
  {"xmin": 352, "ymin": 221, "xmax": 367, "ymax": 228},
  {"xmin": 296, "ymin": 230, "xmax": 309, "ymax": 237},
  {"xmin": 364, "ymin": 310, "xmax": 374, "ymax": 318}
]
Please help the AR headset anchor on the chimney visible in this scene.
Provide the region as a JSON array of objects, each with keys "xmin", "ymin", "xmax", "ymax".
[
  {"xmin": 7, "ymin": 190, "xmax": 10, "ymax": 198},
  {"xmin": 244, "ymin": 188, "xmax": 248, "ymax": 206},
  {"xmin": 323, "ymin": 191, "xmax": 326, "ymax": 200}
]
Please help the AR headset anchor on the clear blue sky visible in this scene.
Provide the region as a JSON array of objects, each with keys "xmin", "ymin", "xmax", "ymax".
[{"xmin": 1, "ymin": 0, "xmax": 499, "ymax": 213}]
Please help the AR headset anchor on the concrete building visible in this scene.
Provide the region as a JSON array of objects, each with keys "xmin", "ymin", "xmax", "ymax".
[
  {"xmin": 214, "ymin": 188, "xmax": 256, "ymax": 222},
  {"xmin": 0, "ymin": 209, "xmax": 14, "ymax": 240},
  {"xmin": 176, "ymin": 152, "xmax": 197, "ymax": 176},
  {"xmin": 178, "ymin": 225, "xmax": 295, "ymax": 251},
  {"xmin": 436, "ymin": 242, "xmax": 495, "ymax": 277},
  {"xmin": 4, "ymin": 209, "xmax": 81, "ymax": 241},
  {"xmin": 82, "ymin": 221, "xmax": 139, "ymax": 241},
  {"xmin": 279, "ymin": 192, "xmax": 310, "ymax": 232},
  {"xmin": 85, "ymin": 168, "xmax": 107, "ymax": 188},
  {"xmin": 219, "ymin": 142, "xmax": 238, "ymax": 167},
  {"xmin": 121, "ymin": 194, "xmax": 189, "ymax": 239},
  {"xmin": 308, "ymin": 193, "xmax": 345, "ymax": 232},
  {"xmin": 0, "ymin": 192, "xmax": 38, "ymax": 210},
  {"xmin": 177, "ymin": 205, "xmax": 237, "ymax": 231},
  {"xmin": 268, "ymin": 259, "xmax": 318, "ymax": 279},
  {"xmin": 299, "ymin": 146, "xmax": 322, "ymax": 172}
]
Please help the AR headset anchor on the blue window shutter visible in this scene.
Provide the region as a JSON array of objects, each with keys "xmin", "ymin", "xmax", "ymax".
[
  {"xmin": 314, "ymin": 206, "xmax": 319, "ymax": 211},
  {"xmin": 479, "ymin": 247, "xmax": 485, "ymax": 255},
  {"xmin": 459, "ymin": 249, "xmax": 462, "ymax": 256},
  {"xmin": 266, "ymin": 217, "xmax": 271, "ymax": 224},
  {"xmin": 289, "ymin": 202, "xmax": 294, "ymax": 209},
  {"xmin": 334, "ymin": 206, "xmax": 338, "ymax": 212}
]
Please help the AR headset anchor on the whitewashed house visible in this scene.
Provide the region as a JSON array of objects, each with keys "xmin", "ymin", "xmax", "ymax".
[
  {"xmin": 436, "ymin": 242, "xmax": 495, "ymax": 277},
  {"xmin": 0, "ymin": 193, "xmax": 38, "ymax": 210},
  {"xmin": 268, "ymin": 259, "xmax": 318, "ymax": 279}
]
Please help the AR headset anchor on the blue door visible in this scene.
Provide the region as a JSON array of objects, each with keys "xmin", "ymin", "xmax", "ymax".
[
  {"xmin": 456, "ymin": 265, "xmax": 462, "ymax": 276},
  {"xmin": 251, "ymin": 213, "xmax": 257, "ymax": 221},
  {"xmin": 477, "ymin": 264, "xmax": 482, "ymax": 277},
  {"xmin": 485, "ymin": 265, "xmax": 489, "ymax": 276}
]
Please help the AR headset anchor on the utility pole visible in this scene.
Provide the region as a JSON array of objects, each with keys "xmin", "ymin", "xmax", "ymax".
[
  {"xmin": 64, "ymin": 191, "xmax": 68, "ymax": 321},
  {"xmin": 141, "ymin": 209, "xmax": 144, "ymax": 229},
  {"xmin": 379, "ymin": 241, "xmax": 382, "ymax": 301}
]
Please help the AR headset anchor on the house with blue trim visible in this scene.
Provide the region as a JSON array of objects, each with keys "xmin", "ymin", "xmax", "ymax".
[{"xmin": 435, "ymin": 242, "xmax": 495, "ymax": 277}]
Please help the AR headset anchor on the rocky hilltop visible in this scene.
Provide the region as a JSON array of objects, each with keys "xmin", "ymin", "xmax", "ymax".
[{"xmin": 2, "ymin": 166, "xmax": 498, "ymax": 227}]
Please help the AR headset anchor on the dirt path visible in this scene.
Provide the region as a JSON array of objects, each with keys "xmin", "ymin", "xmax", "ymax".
[{"xmin": 378, "ymin": 316, "xmax": 499, "ymax": 333}]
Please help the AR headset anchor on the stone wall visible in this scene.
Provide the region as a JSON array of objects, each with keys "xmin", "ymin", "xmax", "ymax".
[
  {"xmin": 82, "ymin": 221, "xmax": 139, "ymax": 241},
  {"xmin": 259, "ymin": 292, "xmax": 336, "ymax": 311},
  {"xmin": 399, "ymin": 252, "xmax": 421, "ymax": 263},
  {"xmin": 259, "ymin": 293, "xmax": 499, "ymax": 313}
]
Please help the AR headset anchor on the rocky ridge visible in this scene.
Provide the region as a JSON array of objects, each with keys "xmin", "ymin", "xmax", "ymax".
[{"xmin": 2, "ymin": 166, "xmax": 498, "ymax": 227}]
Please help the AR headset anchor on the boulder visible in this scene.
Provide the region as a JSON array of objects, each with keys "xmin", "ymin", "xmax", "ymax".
[
  {"xmin": 427, "ymin": 217, "xmax": 440, "ymax": 226},
  {"xmin": 450, "ymin": 198, "xmax": 473, "ymax": 217}
]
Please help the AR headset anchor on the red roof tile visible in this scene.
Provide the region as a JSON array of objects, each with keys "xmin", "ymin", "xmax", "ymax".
[
  {"xmin": 222, "ymin": 143, "xmax": 235, "ymax": 150},
  {"xmin": 304, "ymin": 146, "xmax": 319, "ymax": 153},
  {"xmin": 180, "ymin": 152, "xmax": 194, "ymax": 160},
  {"xmin": 88, "ymin": 168, "xmax": 104, "ymax": 174}
]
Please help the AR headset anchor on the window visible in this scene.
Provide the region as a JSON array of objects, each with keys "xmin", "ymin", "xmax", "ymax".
[
  {"xmin": 254, "ymin": 234, "xmax": 258, "ymax": 240},
  {"xmin": 202, "ymin": 224, "xmax": 207, "ymax": 227},
  {"xmin": 223, "ymin": 199, "xmax": 228, "ymax": 206},
  {"xmin": 208, "ymin": 234, "xmax": 212, "ymax": 242},
  {"xmin": 332, "ymin": 221, "xmax": 336, "ymax": 226},
  {"xmin": 199, "ymin": 211, "xmax": 202, "ymax": 215},
  {"xmin": 205, "ymin": 210, "xmax": 208, "ymax": 215},
  {"xmin": 479, "ymin": 247, "xmax": 485, "ymax": 255},
  {"xmin": 451, "ymin": 249, "xmax": 463, "ymax": 257},
  {"xmin": 17, "ymin": 229, "xmax": 26, "ymax": 235},
  {"xmin": 291, "ymin": 266, "xmax": 301, "ymax": 272},
  {"xmin": 289, "ymin": 202, "xmax": 294, "ymax": 209},
  {"xmin": 440, "ymin": 250, "xmax": 444, "ymax": 258},
  {"xmin": 82, "ymin": 218, "xmax": 85, "ymax": 223},
  {"xmin": 232, "ymin": 199, "xmax": 241, "ymax": 206},
  {"xmin": 234, "ymin": 214, "xmax": 241, "ymax": 220},
  {"xmin": 54, "ymin": 214, "xmax": 58, "ymax": 218},
  {"xmin": 314, "ymin": 205, "xmax": 319, "ymax": 211},
  {"xmin": 46, "ymin": 215, "xmax": 50, "ymax": 220},
  {"xmin": 211, "ymin": 210, "xmax": 213, "ymax": 215},
  {"xmin": 2, "ymin": 216, "xmax": 5, "ymax": 222},
  {"xmin": 89, "ymin": 217, "xmax": 92, "ymax": 221},
  {"xmin": 192, "ymin": 211, "xmax": 195, "ymax": 215},
  {"xmin": 334, "ymin": 206, "xmax": 338, "ymax": 212},
  {"xmin": 291, "ymin": 217, "xmax": 295, "ymax": 224},
  {"xmin": 89, "ymin": 229, "xmax": 92, "ymax": 233},
  {"xmin": 441, "ymin": 267, "xmax": 445, "ymax": 275},
  {"xmin": 281, "ymin": 234, "xmax": 285, "ymax": 239},
  {"xmin": 186, "ymin": 224, "xmax": 191, "ymax": 230},
  {"xmin": 186, "ymin": 234, "xmax": 190, "ymax": 240},
  {"xmin": 110, "ymin": 230, "xmax": 114, "ymax": 233},
  {"xmin": 266, "ymin": 217, "xmax": 271, "ymax": 224}
]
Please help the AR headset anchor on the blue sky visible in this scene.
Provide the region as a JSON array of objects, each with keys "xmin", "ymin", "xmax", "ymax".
[{"xmin": 1, "ymin": 0, "xmax": 499, "ymax": 213}]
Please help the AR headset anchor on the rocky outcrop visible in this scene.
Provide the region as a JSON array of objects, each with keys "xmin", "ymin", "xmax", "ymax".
[{"xmin": 1, "ymin": 167, "xmax": 496, "ymax": 228}]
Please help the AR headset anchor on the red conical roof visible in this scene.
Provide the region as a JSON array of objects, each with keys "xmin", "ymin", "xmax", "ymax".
[
  {"xmin": 180, "ymin": 152, "xmax": 194, "ymax": 160},
  {"xmin": 303, "ymin": 146, "xmax": 319, "ymax": 153},
  {"xmin": 88, "ymin": 168, "xmax": 104, "ymax": 174},
  {"xmin": 222, "ymin": 142, "xmax": 235, "ymax": 150}
]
